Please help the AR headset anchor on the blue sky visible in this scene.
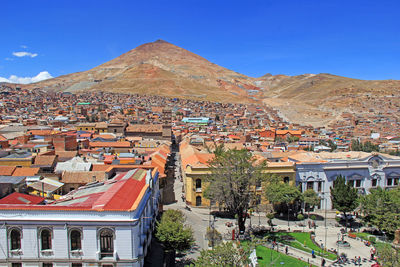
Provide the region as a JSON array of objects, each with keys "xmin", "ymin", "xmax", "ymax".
[{"xmin": 1, "ymin": 0, "xmax": 399, "ymax": 83}]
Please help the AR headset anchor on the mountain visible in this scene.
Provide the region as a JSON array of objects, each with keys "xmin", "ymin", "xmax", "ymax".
[
  {"xmin": 19, "ymin": 40, "xmax": 400, "ymax": 126},
  {"xmin": 23, "ymin": 40, "xmax": 262, "ymax": 103}
]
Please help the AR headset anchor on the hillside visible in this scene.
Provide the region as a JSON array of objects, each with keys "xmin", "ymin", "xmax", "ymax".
[
  {"xmin": 23, "ymin": 40, "xmax": 262, "ymax": 103},
  {"xmin": 17, "ymin": 40, "xmax": 400, "ymax": 127}
]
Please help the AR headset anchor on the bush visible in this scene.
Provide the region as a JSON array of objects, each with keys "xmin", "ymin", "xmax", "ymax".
[
  {"xmin": 369, "ymin": 236, "xmax": 376, "ymax": 244},
  {"xmin": 310, "ymin": 215, "xmax": 316, "ymax": 221},
  {"xmin": 297, "ymin": 214, "xmax": 304, "ymax": 221}
]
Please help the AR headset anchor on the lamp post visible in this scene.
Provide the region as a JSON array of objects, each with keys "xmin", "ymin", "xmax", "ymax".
[
  {"xmin": 337, "ymin": 232, "xmax": 340, "ymax": 259},
  {"xmin": 323, "ymin": 191, "xmax": 328, "ymax": 257}
]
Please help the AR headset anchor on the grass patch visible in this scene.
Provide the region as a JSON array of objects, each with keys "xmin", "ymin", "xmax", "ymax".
[
  {"xmin": 353, "ymin": 232, "xmax": 372, "ymax": 240},
  {"xmin": 256, "ymin": 246, "xmax": 316, "ymax": 267},
  {"xmin": 274, "ymin": 232, "xmax": 337, "ymax": 261}
]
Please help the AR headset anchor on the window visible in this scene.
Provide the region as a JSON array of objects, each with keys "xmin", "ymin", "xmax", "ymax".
[
  {"xmin": 40, "ymin": 229, "xmax": 52, "ymax": 250},
  {"xmin": 372, "ymin": 179, "xmax": 377, "ymax": 187},
  {"xmin": 11, "ymin": 263, "xmax": 21, "ymax": 267},
  {"xmin": 43, "ymin": 263, "xmax": 53, "ymax": 267},
  {"xmin": 195, "ymin": 179, "xmax": 202, "ymax": 192},
  {"xmin": 355, "ymin": 180, "xmax": 361, "ymax": 188},
  {"xmin": 99, "ymin": 229, "xmax": 114, "ymax": 258},
  {"xmin": 306, "ymin": 181, "xmax": 314, "ymax": 190},
  {"xmin": 10, "ymin": 229, "xmax": 21, "ymax": 250},
  {"xmin": 387, "ymin": 178, "xmax": 393, "ymax": 186},
  {"xmin": 395, "ymin": 178, "xmax": 399, "ymax": 186},
  {"xmin": 70, "ymin": 230, "xmax": 82, "ymax": 251},
  {"xmin": 317, "ymin": 181, "xmax": 322, "ymax": 192},
  {"xmin": 72, "ymin": 264, "xmax": 82, "ymax": 267},
  {"xmin": 348, "ymin": 180, "xmax": 355, "ymax": 187},
  {"xmin": 283, "ymin": 177, "xmax": 290, "ymax": 184}
]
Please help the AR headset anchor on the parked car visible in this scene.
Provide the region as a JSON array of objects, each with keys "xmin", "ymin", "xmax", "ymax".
[{"xmin": 336, "ymin": 214, "xmax": 355, "ymax": 221}]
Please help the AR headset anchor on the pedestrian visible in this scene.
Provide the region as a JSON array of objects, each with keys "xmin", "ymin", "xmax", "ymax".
[
  {"xmin": 357, "ymin": 256, "xmax": 361, "ymax": 265},
  {"xmin": 285, "ymin": 246, "xmax": 288, "ymax": 255},
  {"xmin": 311, "ymin": 249, "xmax": 315, "ymax": 258},
  {"xmin": 321, "ymin": 258, "xmax": 326, "ymax": 267}
]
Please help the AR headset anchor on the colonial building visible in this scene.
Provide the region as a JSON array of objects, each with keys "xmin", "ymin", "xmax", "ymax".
[
  {"xmin": 0, "ymin": 167, "xmax": 160, "ymax": 267},
  {"xmin": 292, "ymin": 151, "xmax": 400, "ymax": 210}
]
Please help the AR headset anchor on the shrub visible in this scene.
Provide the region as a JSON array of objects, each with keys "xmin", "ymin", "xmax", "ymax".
[
  {"xmin": 310, "ymin": 215, "xmax": 317, "ymax": 221},
  {"xmin": 369, "ymin": 236, "xmax": 376, "ymax": 244},
  {"xmin": 297, "ymin": 214, "xmax": 304, "ymax": 221}
]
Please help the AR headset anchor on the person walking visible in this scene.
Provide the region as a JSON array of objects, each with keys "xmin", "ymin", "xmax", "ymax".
[
  {"xmin": 311, "ymin": 249, "xmax": 315, "ymax": 258},
  {"xmin": 285, "ymin": 246, "xmax": 288, "ymax": 255},
  {"xmin": 321, "ymin": 258, "xmax": 326, "ymax": 267},
  {"xmin": 357, "ymin": 256, "xmax": 361, "ymax": 266}
]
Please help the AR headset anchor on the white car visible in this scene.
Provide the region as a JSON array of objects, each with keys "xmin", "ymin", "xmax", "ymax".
[{"xmin": 336, "ymin": 214, "xmax": 355, "ymax": 220}]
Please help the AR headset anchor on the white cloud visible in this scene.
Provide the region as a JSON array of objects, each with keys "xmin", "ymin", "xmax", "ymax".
[
  {"xmin": 0, "ymin": 71, "xmax": 53, "ymax": 84},
  {"xmin": 20, "ymin": 45, "xmax": 28, "ymax": 49},
  {"xmin": 12, "ymin": 51, "xmax": 38, "ymax": 58},
  {"xmin": 5, "ymin": 57, "xmax": 14, "ymax": 61}
]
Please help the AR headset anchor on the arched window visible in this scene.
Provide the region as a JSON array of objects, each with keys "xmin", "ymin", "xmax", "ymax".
[
  {"xmin": 195, "ymin": 179, "xmax": 201, "ymax": 189},
  {"xmin": 99, "ymin": 229, "xmax": 114, "ymax": 257},
  {"xmin": 283, "ymin": 177, "xmax": 290, "ymax": 183},
  {"xmin": 10, "ymin": 229, "xmax": 21, "ymax": 250},
  {"xmin": 70, "ymin": 230, "xmax": 82, "ymax": 251},
  {"xmin": 40, "ymin": 229, "xmax": 52, "ymax": 250}
]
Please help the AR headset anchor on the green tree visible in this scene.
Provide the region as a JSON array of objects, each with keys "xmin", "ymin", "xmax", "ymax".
[
  {"xmin": 327, "ymin": 140, "xmax": 337, "ymax": 152},
  {"xmin": 361, "ymin": 187, "xmax": 400, "ymax": 237},
  {"xmin": 264, "ymin": 174, "xmax": 302, "ymax": 217},
  {"xmin": 330, "ymin": 175, "xmax": 359, "ymax": 231},
  {"xmin": 205, "ymin": 148, "xmax": 266, "ymax": 233},
  {"xmin": 194, "ymin": 242, "xmax": 250, "ymax": 266},
  {"xmin": 155, "ymin": 210, "xmax": 195, "ymax": 266},
  {"xmin": 303, "ymin": 189, "xmax": 320, "ymax": 212},
  {"xmin": 376, "ymin": 243, "xmax": 400, "ymax": 267},
  {"xmin": 286, "ymin": 135, "xmax": 299, "ymax": 144}
]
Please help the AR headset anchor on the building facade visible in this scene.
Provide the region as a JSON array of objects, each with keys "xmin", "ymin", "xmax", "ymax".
[
  {"xmin": 0, "ymin": 168, "xmax": 160, "ymax": 267},
  {"xmin": 294, "ymin": 152, "xmax": 400, "ymax": 210}
]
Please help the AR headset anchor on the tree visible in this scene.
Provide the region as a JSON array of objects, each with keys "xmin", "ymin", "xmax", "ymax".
[
  {"xmin": 330, "ymin": 175, "xmax": 358, "ymax": 231},
  {"xmin": 194, "ymin": 242, "xmax": 250, "ymax": 266},
  {"xmin": 264, "ymin": 174, "xmax": 302, "ymax": 218},
  {"xmin": 361, "ymin": 187, "xmax": 400, "ymax": 238},
  {"xmin": 205, "ymin": 148, "xmax": 266, "ymax": 233},
  {"xmin": 286, "ymin": 135, "xmax": 299, "ymax": 144},
  {"xmin": 155, "ymin": 210, "xmax": 195, "ymax": 266},
  {"xmin": 303, "ymin": 189, "xmax": 320, "ymax": 213},
  {"xmin": 376, "ymin": 243, "xmax": 400, "ymax": 267}
]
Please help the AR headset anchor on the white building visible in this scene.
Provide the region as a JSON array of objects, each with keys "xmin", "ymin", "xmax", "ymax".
[
  {"xmin": 0, "ymin": 168, "xmax": 160, "ymax": 267},
  {"xmin": 291, "ymin": 151, "xmax": 400, "ymax": 210}
]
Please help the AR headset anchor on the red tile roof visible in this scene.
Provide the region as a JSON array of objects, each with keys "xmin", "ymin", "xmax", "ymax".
[
  {"xmin": 12, "ymin": 167, "xmax": 40, "ymax": 177},
  {"xmin": 0, "ymin": 166, "xmax": 16, "ymax": 176}
]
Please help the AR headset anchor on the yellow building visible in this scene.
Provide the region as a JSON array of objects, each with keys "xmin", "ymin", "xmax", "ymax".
[
  {"xmin": 180, "ymin": 141, "xmax": 296, "ymax": 208},
  {"xmin": 76, "ymin": 123, "xmax": 96, "ymax": 132},
  {"xmin": 0, "ymin": 152, "xmax": 35, "ymax": 167}
]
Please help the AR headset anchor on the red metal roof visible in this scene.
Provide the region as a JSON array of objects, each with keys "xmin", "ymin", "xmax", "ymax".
[{"xmin": 0, "ymin": 192, "xmax": 45, "ymax": 205}]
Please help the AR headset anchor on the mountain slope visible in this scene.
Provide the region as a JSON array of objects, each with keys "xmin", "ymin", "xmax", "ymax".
[
  {"xmin": 17, "ymin": 40, "xmax": 400, "ymax": 127},
  {"xmin": 24, "ymin": 40, "xmax": 262, "ymax": 103}
]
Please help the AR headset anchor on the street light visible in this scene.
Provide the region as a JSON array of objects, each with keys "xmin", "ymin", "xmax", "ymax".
[
  {"xmin": 337, "ymin": 232, "xmax": 340, "ymax": 259},
  {"xmin": 322, "ymin": 191, "xmax": 328, "ymax": 257}
]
